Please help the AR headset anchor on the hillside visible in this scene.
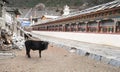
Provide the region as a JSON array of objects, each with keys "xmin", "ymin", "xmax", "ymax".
[{"xmin": 7, "ymin": 0, "xmax": 114, "ymax": 8}]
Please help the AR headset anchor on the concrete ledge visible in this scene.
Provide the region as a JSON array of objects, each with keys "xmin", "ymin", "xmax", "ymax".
[
  {"xmin": 76, "ymin": 49, "xmax": 88, "ymax": 56},
  {"xmin": 109, "ymin": 59, "xmax": 120, "ymax": 67},
  {"xmin": 0, "ymin": 51, "xmax": 15, "ymax": 59},
  {"xmin": 101, "ymin": 57, "xmax": 111, "ymax": 64}
]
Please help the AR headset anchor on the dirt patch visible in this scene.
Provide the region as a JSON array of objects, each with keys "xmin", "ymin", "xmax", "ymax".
[{"xmin": 0, "ymin": 45, "xmax": 119, "ymax": 72}]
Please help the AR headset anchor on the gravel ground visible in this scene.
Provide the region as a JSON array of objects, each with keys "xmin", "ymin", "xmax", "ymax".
[{"xmin": 0, "ymin": 44, "xmax": 120, "ymax": 72}]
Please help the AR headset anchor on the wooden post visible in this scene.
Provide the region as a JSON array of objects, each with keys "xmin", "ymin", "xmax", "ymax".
[
  {"xmin": 69, "ymin": 23, "xmax": 71, "ymax": 32},
  {"xmin": 113, "ymin": 19, "xmax": 117, "ymax": 33},
  {"xmin": 76, "ymin": 22, "xmax": 79, "ymax": 32},
  {"xmin": 62, "ymin": 24, "xmax": 66, "ymax": 32},
  {"xmin": 85, "ymin": 22, "xmax": 88, "ymax": 32},
  {"xmin": 96, "ymin": 20, "xmax": 101, "ymax": 33}
]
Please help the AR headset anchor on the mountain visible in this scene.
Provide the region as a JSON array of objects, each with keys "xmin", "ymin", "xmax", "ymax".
[{"xmin": 6, "ymin": 0, "xmax": 114, "ymax": 8}]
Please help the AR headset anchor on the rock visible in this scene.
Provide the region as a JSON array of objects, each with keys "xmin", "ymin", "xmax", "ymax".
[{"xmin": 12, "ymin": 33, "xmax": 25, "ymax": 50}]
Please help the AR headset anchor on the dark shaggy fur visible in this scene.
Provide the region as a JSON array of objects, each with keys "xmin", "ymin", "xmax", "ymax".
[{"xmin": 25, "ymin": 40, "xmax": 49, "ymax": 58}]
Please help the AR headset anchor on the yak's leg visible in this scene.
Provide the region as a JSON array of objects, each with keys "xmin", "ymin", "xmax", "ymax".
[
  {"xmin": 26, "ymin": 48, "xmax": 31, "ymax": 58},
  {"xmin": 39, "ymin": 50, "xmax": 41, "ymax": 58}
]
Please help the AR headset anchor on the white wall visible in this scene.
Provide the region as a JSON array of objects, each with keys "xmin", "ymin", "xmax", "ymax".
[
  {"xmin": 32, "ymin": 31, "xmax": 120, "ymax": 47},
  {"xmin": 5, "ymin": 13, "xmax": 13, "ymax": 24}
]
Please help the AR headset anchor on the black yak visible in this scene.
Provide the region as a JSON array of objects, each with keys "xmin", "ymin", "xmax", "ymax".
[{"xmin": 25, "ymin": 40, "xmax": 49, "ymax": 58}]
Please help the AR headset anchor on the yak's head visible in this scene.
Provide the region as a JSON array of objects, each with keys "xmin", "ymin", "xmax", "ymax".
[{"xmin": 42, "ymin": 41, "xmax": 49, "ymax": 50}]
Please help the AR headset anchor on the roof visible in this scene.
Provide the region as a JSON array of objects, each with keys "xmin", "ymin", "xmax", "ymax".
[{"xmin": 33, "ymin": 0, "xmax": 120, "ymax": 26}]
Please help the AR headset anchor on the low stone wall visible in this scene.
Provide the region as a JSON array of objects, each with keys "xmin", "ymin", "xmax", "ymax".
[{"xmin": 0, "ymin": 51, "xmax": 15, "ymax": 60}]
